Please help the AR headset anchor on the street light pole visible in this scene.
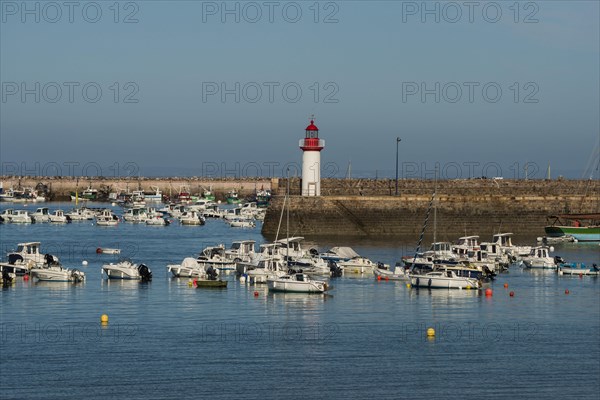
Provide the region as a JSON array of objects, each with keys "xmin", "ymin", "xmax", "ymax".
[{"xmin": 395, "ymin": 137, "xmax": 401, "ymax": 196}]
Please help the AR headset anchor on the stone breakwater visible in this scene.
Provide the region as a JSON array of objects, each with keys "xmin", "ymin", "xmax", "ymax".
[
  {"xmin": 262, "ymin": 179, "xmax": 599, "ymax": 238},
  {"xmin": 0, "ymin": 176, "xmax": 277, "ymax": 201}
]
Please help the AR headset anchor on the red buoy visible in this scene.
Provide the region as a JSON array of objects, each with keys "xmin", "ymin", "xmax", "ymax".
[
  {"xmin": 485, "ymin": 288, "xmax": 493, "ymax": 297},
  {"xmin": 377, "ymin": 275, "xmax": 381, "ymax": 281},
  {"xmin": 509, "ymin": 291, "xmax": 515, "ymax": 297},
  {"xmin": 254, "ymin": 291, "xmax": 259, "ymax": 297},
  {"xmin": 565, "ymin": 289, "xmax": 570, "ymax": 295},
  {"xmin": 23, "ymin": 275, "xmax": 29, "ymax": 281},
  {"xmin": 385, "ymin": 277, "xmax": 389, "ymax": 282},
  {"xmin": 96, "ymin": 247, "xmax": 102, "ymax": 254},
  {"xmin": 192, "ymin": 279, "xmax": 197, "ymax": 287},
  {"xmin": 503, "ymin": 283, "xmax": 508, "ymax": 289}
]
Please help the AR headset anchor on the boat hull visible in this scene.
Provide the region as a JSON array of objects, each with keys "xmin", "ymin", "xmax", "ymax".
[
  {"xmin": 267, "ymin": 280, "xmax": 328, "ymax": 293},
  {"xmin": 544, "ymin": 226, "xmax": 600, "ymax": 242},
  {"xmin": 410, "ymin": 275, "xmax": 479, "ymax": 289},
  {"xmin": 195, "ymin": 280, "xmax": 227, "ymax": 288}
]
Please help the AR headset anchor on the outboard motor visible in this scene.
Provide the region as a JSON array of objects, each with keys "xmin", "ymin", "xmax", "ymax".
[
  {"xmin": 137, "ymin": 264, "xmax": 152, "ymax": 282},
  {"xmin": 44, "ymin": 254, "xmax": 58, "ymax": 266},
  {"xmin": 329, "ymin": 261, "xmax": 342, "ymax": 278},
  {"xmin": 206, "ymin": 266, "xmax": 218, "ymax": 281},
  {"xmin": 2, "ymin": 269, "xmax": 14, "ymax": 286},
  {"xmin": 554, "ymin": 256, "xmax": 565, "ymax": 265}
]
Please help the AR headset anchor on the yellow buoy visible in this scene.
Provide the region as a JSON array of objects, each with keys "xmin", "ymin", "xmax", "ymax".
[
  {"xmin": 406, "ymin": 283, "xmax": 411, "ymax": 288},
  {"xmin": 100, "ymin": 314, "xmax": 109, "ymax": 323},
  {"xmin": 427, "ymin": 327, "xmax": 435, "ymax": 337},
  {"xmin": 188, "ymin": 281, "xmax": 193, "ymax": 287}
]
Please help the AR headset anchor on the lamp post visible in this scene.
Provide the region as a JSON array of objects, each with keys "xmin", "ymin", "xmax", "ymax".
[{"xmin": 395, "ymin": 137, "xmax": 401, "ymax": 196}]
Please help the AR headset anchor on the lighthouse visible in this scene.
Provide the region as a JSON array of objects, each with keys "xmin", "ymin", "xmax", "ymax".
[{"xmin": 299, "ymin": 117, "xmax": 325, "ymax": 196}]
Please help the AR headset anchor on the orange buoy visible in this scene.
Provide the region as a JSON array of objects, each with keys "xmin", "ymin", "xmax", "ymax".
[
  {"xmin": 23, "ymin": 275, "xmax": 29, "ymax": 281},
  {"xmin": 565, "ymin": 289, "xmax": 570, "ymax": 294},
  {"xmin": 485, "ymin": 288, "xmax": 493, "ymax": 297},
  {"xmin": 509, "ymin": 291, "xmax": 515, "ymax": 297},
  {"xmin": 503, "ymin": 283, "xmax": 508, "ymax": 289},
  {"xmin": 254, "ymin": 291, "xmax": 259, "ymax": 297},
  {"xmin": 377, "ymin": 275, "xmax": 381, "ymax": 281}
]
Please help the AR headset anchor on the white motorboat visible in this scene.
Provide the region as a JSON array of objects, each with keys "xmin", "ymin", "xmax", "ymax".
[
  {"xmin": 228, "ymin": 218, "xmax": 256, "ymax": 228},
  {"xmin": 143, "ymin": 186, "xmax": 163, "ymax": 202},
  {"xmin": 179, "ymin": 210, "xmax": 205, "ymax": 226},
  {"xmin": 96, "ymin": 247, "xmax": 121, "ymax": 255},
  {"xmin": 267, "ymin": 273, "xmax": 329, "ymax": 293},
  {"xmin": 410, "ymin": 268, "xmax": 481, "ymax": 289},
  {"xmin": 48, "ymin": 209, "xmax": 70, "ymax": 223},
  {"xmin": 6, "ymin": 242, "xmax": 48, "ymax": 266},
  {"xmin": 225, "ymin": 240, "xmax": 256, "ymax": 263},
  {"xmin": 30, "ymin": 263, "xmax": 85, "ymax": 282},
  {"xmin": 246, "ymin": 258, "xmax": 287, "ymax": 283},
  {"xmin": 122, "ymin": 207, "xmax": 148, "ymax": 223},
  {"xmin": 95, "ymin": 210, "xmax": 119, "ymax": 226},
  {"xmin": 1, "ymin": 208, "xmax": 15, "ymax": 222},
  {"xmin": 521, "ymin": 246, "xmax": 556, "ymax": 269},
  {"xmin": 373, "ymin": 263, "xmax": 409, "ymax": 281},
  {"xmin": 31, "ymin": 207, "xmax": 51, "ymax": 223},
  {"xmin": 10, "ymin": 210, "xmax": 33, "ymax": 223},
  {"xmin": 492, "ymin": 233, "xmax": 531, "ymax": 257},
  {"xmin": 166, "ymin": 257, "xmax": 216, "ymax": 278},
  {"xmin": 337, "ymin": 257, "xmax": 387, "ymax": 275},
  {"xmin": 197, "ymin": 245, "xmax": 236, "ymax": 271},
  {"xmin": 145, "ymin": 216, "xmax": 170, "ymax": 226},
  {"xmin": 102, "ymin": 260, "xmax": 152, "ymax": 280},
  {"xmin": 65, "ymin": 207, "xmax": 95, "ymax": 221}
]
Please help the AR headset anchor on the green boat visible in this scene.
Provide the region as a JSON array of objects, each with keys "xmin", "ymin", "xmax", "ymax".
[
  {"xmin": 544, "ymin": 214, "xmax": 600, "ymax": 242},
  {"xmin": 195, "ymin": 279, "xmax": 228, "ymax": 288},
  {"xmin": 202, "ymin": 187, "xmax": 216, "ymax": 201},
  {"xmin": 226, "ymin": 190, "xmax": 241, "ymax": 204}
]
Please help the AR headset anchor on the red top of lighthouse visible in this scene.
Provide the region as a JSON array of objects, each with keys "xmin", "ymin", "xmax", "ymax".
[
  {"xmin": 305, "ymin": 120, "xmax": 319, "ymax": 132},
  {"xmin": 300, "ymin": 117, "xmax": 324, "ymax": 152}
]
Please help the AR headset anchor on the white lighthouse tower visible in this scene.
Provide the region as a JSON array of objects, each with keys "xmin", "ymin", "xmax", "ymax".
[{"xmin": 299, "ymin": 117, "xmax": 325, "ymax": 196}]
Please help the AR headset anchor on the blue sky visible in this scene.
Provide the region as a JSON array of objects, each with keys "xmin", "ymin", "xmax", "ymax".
[{"xmin": 1, "ymin": 1, "xmax": 598, "ymax": 179}]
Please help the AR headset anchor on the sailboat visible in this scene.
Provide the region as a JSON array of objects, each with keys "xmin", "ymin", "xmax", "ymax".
[
  {"xmin": 267, "ymin": 169, "xmax": 329, "ymax": 293},
  {"xmin": 409, "ymin": 170, "xmax": 482, "ymax": 290}
]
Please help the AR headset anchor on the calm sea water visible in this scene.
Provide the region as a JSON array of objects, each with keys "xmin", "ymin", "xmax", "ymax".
[{"xmin": 1, "ymin": 202, "xmax": 599, "ymax": 399}]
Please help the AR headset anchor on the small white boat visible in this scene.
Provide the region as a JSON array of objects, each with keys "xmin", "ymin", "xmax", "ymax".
[
  {"xmin": 197, "ymin": 245, "xmax": 236, "ymax": 271},
  {"xmin": 267, "ymin": 273, "xmax": 329, "ymax": 293},
  {"xmin": 338, "ymin": 257, "xmax": 386, "ymax": 275},
  {"xmin": 65, "ymin": 207, "xmax": 95, "ymax": 221},
  {"xmin": 521, "ymin": 246, "xmax": 556, "ymax": 269},
  {"xmin": 373, "ymin": 263, "xmax": 409, "ymax": 281},
  {"xmin": 558, "ymin": 262, "xmax": 600, "ymax": 276},
  {"xmin": 95, "ymin": 210, "xmax": 119, "ymax": 226},
  {"xmin": 48, "ymin": 209, "xmax": 69, "ymax": 223},
  {"xmin": 0, "ymin": 208, "xmax": 15, "ymax": 222},
  {"xmin": 10, "ymin": 210, "xmax": 33, "ymax": 223},
  {"xmin": 96, "ymin": 247, "xmax": 121, "ymax": 255},
  {"xmin": 410, "ymin": 268, "xmax": 481, "ymax": 289},
  {"xmin": 123, "ymin": 207, "xmax": 148, "ymax": 223},
  {"xmin": 145, "ymin": 216, "xmax": 170, "ymax": 226},
  {"xmin": 102, "ymin": 261, "xmax": 152, "ymax": 281},
  {"xmin": 246, "ymin": 258, "xmax": 287, "ymax": 283},
  {"xmin": 30, "ymin": 264, "xmax": 85, "ymax": 282},
  {"xmin": 228, "ymin": 218, "xmax": 255, "ymax": 228},
  {"xmin": 6, "ymin": 242, "xmax": 48, "ymax": 266},
  {"xmin": 31, "ymin": 207, "xmax": 51, "ymax": 223},
  {"xmin": 179, "ymin": 210, "xmax": 205, "ymax": 226},
  {"xmin": 166, "ymin": 257, "xmax": 215, "ymax": 278}
]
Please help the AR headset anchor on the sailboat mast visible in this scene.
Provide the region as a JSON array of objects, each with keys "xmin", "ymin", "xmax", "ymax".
[
  {"xmin": 286, "ymin": 168, "xmax": 290, "ymax": 262},
  {"xmin": 433, "ymin": 167, "xmax": 437, "ymax": 252}
]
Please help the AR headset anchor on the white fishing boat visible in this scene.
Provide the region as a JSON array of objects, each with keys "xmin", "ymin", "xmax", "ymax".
[
  {"xmin": 225, "ymin": 240, "xmax": 256, "ymax": 262},
  {"xmin": 65, "ymin": 207, "xmax": 95, "ymax": 221},
  {"xmin": 166, "ymin": 257, "xmax": 215, "ymax": 278},
  {"xmin": 267, "ymin": 273, "xmax": 329, "ymax": 293},
  {"xmin": 7, "ymin": 242, "xmax": 47, "ymax": 266},
  {"xmin": 179, "ymin": 210, "xmax": 205, "ymax": 225},
  {"xmin": 48, "ymin": 209, "xmax": 69, "ymax": 223},
  {"xmin": 557, "ymin": 262, "xmax": 599, "ymax": 276},
  {"xmin": 30, "ymin": 207, "xmax": 50, "ymax": 223},
  {"xmin": 122, "ymin": 207, "xmax": 148, "ymax": 223},
  {"xmin": 102, "ymin": 260, "xmax": 152, "ymax": 280},
  {"xmin": 95, "ymin": 210, "xmax": 119, "ymax": 226},
  {"xmin": 1, "ymin": 208, "xmax": 15, "ymax": 222},
  {"xmin": 521, "ymin": 246, "xmax": 556, "ymax": 269},
  {"xmin": 143, "ymin": 186, "xmax": 163, "ymax": 202},
  {"xmin": 410, "ymin": 268, "xmax": 481, "ymax": 289},
  {"xmin": 30, "ymin": 262, "xmax": 85, "ymax": 282},
  {"xmin": 10, "ymin": 210, "xmax": 33, "ymax": 223}
]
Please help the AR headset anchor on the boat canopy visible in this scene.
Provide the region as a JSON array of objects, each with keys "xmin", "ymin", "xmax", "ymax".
[{"xmin": 326, "ymin": 247, "xmax": 360, "ymax": 259}]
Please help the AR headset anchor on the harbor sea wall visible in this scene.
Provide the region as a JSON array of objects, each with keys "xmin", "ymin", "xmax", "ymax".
[
  {"xmin": 0, "ymin": 176, "xmax": 277, "ymax": 201},
  {"xmin": 262, "ymin": 179, "xmax": 599, "ymax": 238}
]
